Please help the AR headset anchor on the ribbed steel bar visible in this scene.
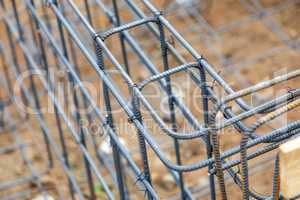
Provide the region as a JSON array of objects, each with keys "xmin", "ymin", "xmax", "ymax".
[
  {"xmin": 0, "ymin": 0, "xmax": 299, "ymax": 199},
  {"xmin": 1, "ymin": 3, "xmax": 159, "ymax": 198},
  {"xmin": 25, "ymin": 0, "xmax": 300, "ymax": 171}
]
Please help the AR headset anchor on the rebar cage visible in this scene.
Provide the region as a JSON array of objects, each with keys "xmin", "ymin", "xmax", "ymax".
[{"xmin": 0, "ymin": 0, "xmax": 299, "ymax": 199}]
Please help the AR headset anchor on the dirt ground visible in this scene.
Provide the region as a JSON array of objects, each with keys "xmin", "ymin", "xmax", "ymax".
[{"xmin": 0, "ymin": 0, "xmax": 300, "ymax": 199}]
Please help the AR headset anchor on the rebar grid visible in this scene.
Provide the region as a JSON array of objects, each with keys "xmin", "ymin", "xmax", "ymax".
[{"xmin": 0, "ymin": 0, "xmax": 299, "ymax": 199}]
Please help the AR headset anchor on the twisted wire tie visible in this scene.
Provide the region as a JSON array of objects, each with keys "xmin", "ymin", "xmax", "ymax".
[
  {"xmin": 133, "ymin": 172, "xmax": 149, "ymax": 197},
  {"xmin": 134, "ymin": 172, "xmax": 146, "ymax": 185},
  {"xmin": 154, "ymin": 11, "xmax": 163, "ymax": 22},
  {"xmin": 92, "ymin": 33, "xmax": 104, "ymax": 42},
  {"xmin": 128, "ymin": 115, "xmax": 139, "ymax": 124}
]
